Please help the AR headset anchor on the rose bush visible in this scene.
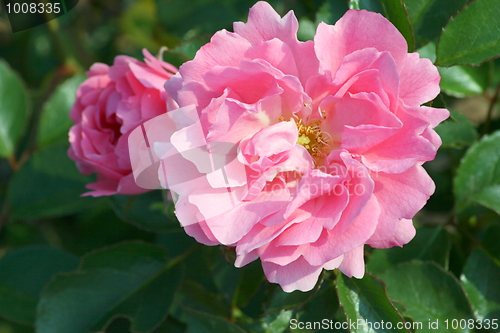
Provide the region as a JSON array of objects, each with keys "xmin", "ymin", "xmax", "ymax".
[
  {"xmin": 4, "ymin": 0, "xmax": 500, "ymax": 330},
  {"xmin": 68, "ymin": 49, "xmax": 177, "ymax": 196},
  {"xmin": 130, "ymin": 2, "xmax": 448, "ymax": 292}
]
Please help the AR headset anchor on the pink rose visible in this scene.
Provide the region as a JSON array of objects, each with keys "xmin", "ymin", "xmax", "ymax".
[
  {"xmin": 68, "ymin": 49, "xmax": 177, "ymax": 196},
  {"xmin": 129, "ymin": 2, "xmax": 448, "ymax": 291}
]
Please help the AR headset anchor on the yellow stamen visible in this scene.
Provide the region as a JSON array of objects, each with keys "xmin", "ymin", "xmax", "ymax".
[
  {"xmin": 295, "ymin": 119, "xmax": 329, "ymax": 160},
  {"xmin": 297, "ymin": 135, "xmax": 311, "ymax": 146}
]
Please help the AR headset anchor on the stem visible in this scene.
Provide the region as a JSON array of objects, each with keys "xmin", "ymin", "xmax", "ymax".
[
  {"xmin": 44, "ymin": 13, "xmax": 67, "ymax": 66},
  {"xmin": 7, "ymin": 155, "xmax": 18, "ymax": 171},
  {"xmin": 0, "ymin": 200, "xmax": 10, "ymax": 230},
  {"xmin": 41, "ymin": 0, "xmax": 92, "ymax": 69},
  {"xmin": 67, "ymin": 26, "xmax": 94, "ymax": 69},
  {"xmin": 481, "ymin": 80, "xmax": 500, "ymax": 137},
  {"xmin": 166, "ymin": 243, "xmax": 200, "ymax": 269},
  {"xmin": 21, "ymin": 66, "xmax": 71, "ymax": 166},
  {"xmin": 38, "ymin": 220, "xmax": 64, "ymax": 247}
]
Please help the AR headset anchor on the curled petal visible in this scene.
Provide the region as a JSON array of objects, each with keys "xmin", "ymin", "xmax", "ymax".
[
  {"xmin": 338, "ymin": 245, "xmax": 365, "ymax": 278},
  {"xmin": 262, "ymin": 256, "xmax": 323, "ymax": 292}
]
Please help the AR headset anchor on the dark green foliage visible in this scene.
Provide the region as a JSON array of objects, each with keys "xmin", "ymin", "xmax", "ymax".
[{"xmin": 0, "ymin": 0, "xmax": 499, "ymax": 332}]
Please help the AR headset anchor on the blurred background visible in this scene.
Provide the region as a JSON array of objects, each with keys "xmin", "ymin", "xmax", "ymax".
[{"xmin": 0, "ymin": 0, "xmax": 499, "ymax": 332}]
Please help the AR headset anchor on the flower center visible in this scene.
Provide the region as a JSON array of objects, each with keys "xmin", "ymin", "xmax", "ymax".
[{"xmin": 295, "ymin": 119, "xmax": 330, "ymax": 160}]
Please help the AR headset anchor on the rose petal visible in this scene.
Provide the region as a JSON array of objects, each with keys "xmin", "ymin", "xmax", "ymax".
[{"xmin": 262, "ymin": 256, "xmax": 323, "ymax": 292}]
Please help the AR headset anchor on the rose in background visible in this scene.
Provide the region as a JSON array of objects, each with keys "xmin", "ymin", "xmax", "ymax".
[
  {"xmin": 68, "ymin": 49, "xmax": 177, "ymax": 196},
  {"xmin": 130, "ymin": 2, "xmax": 448, "ymax": 292}
]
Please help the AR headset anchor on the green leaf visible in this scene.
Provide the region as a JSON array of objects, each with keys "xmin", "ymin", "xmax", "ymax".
[
  {"xmin": 209, "ymin": 254, "xmax": 240, "ymax": 305},
  {"xmin": 175, "ymin": 246, "xmax": 221, "ymax": 300},
  {"xmin": 472, "ymin": 186, "xmax": 500, "ymax": 215},
  {"xmin": 439, "ymin": 65, "xmax": 489, "ymax": 97},
  {"xmin": 403, "ymin": 0, "xmax": 467, "ymax": 47},
  {"xmin": 7, "ymin": 143, "xmax": 99, "ymax": 219},
  {"xmin": 152, "ymin": 317, "xmax": 186, "ymax": 333},
  {"xmin": 435, "ymin": 111, "xmax": 478, "ymax": 148},
  {"xmin": 183, "ymin": 307, "xmax": 247, "ymax": 333},
  {"xmin": 436, "ymin": 0, "xmax": 500, "ymax": 66},
  {"xmin": 297, "ymin": 18, "xmax": 316, "ymax": 42},
  {"xmin": 108, "ymin": 191, "xmax": 179, "ymax": 233},
  {"xmin": 0, "ymin": 245, "xmax": 79, "ymax": 326},
  {"xmin": 120, "ymin": 0, "xmax": 162, "ymax": 51},
  {"xmin": 156, "ymin": 228, "xmax": 198, "ymax": 259},
  {"xmin": 367, "ymin": 226, "xmax": 451, "ymax": 276},
  {"xmin": 417, "ymin": 43, "xmax": 489, "ymax": 97},
  {"xmin": 481, "ymin": 224, "xmax": 500, "ymax": 262},
  {"xmin": 460, "ymin": 249, "xmax": 500, "ymax": 321},
  {"xmin": 36, "ymin": 241, "xmax": 182, "ymax": 333},
  {"xmin": 0, "ymin": 59, "xmax": 30, "ymax": 158},
  {"xmin": 233, "ymin": 260, "xmax": 265, "ymax": 309},
  {"xmin": 380, "ymin": 261, "xmax": 474, "ymax": 332},
  {"xmin": 416, "ymin": 42, "xmax": 436, "ymax": 61},
  {"xmin": 0, "ymin": 317, "xmax": 35, "ymax": 333},
  {"xmin": 37, "ymin": 75, "xmax": 86, "ymax": 147},
  {"xmin": 358, "ymin": 0, "xmax": 384, "ymax": 13},
  {"xmin": 178, "ymin": 279, "xmax": 230, "ymax": 318},
  {"xmin": 102, "ymin": 317, "xmax": 132, "ymax": 333},
  {"xmin": 155, "ymin": 0, "xmax": 254, "ymax": 38},
  {"xmin": 380, "ymin": 0, "xmax": 415, "ymax": 51},
  {"xmin": 315, "ymin": 0, "xmax": 349, "ymax": 25},
  {"xmin": 336, "ymin": 274, "xmax": 409, "ymax": 333},
  {"xmin": 170, "ymin": 37, "xmax": 209, "ymax": 61},
  {"xmin": 56, "ymin": 202, "xmax": 154, "ymax": 256},
  {"xmin": 264, "ymin": 310, "xmax": 293, "ymax": 333},
  {"xmin": 267, "ymin": 285, "xmax": 318, "ymax": 314},
  {"xmin": 299, "ymin": 1, "xmax": 349, "ymax": 42},
  {"xmin": 299, "ymin": 282, "xmax": 340, "ymax": 324},
  {"xmin": 454, "ymin": 131, "xmax": 500, "ymax": 214},
  {"xmin": 348, "ymin": 0, "xmax": 361, "ymax": 10}
]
